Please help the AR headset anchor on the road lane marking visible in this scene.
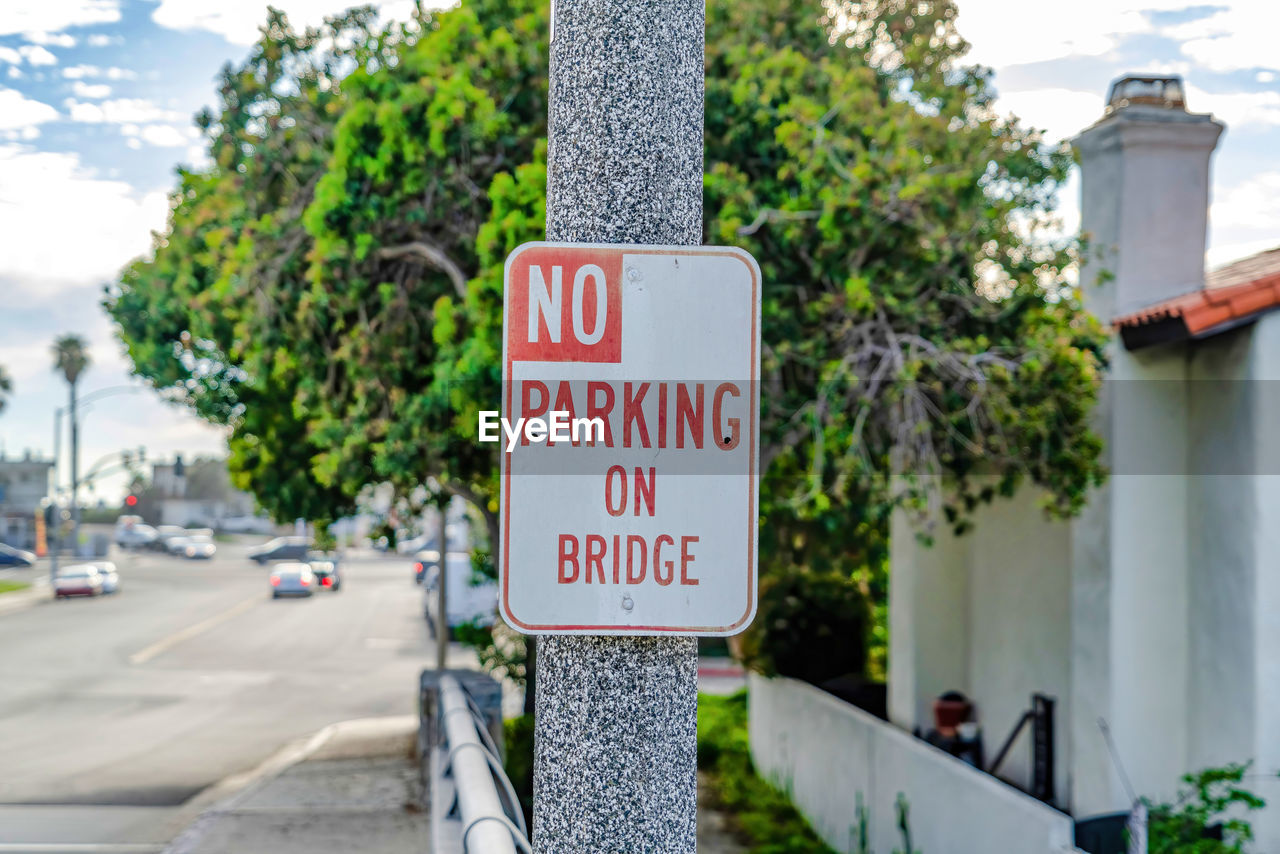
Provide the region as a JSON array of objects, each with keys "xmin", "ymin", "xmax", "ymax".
[{"xmin": 129, "ymin": 595, "xmax": 261, "ymax": 665}]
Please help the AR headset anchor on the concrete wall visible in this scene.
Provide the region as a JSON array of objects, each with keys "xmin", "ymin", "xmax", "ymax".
[{"xmin": 750, "ymin": 674, "xmax": 1079, "ymax": 854}]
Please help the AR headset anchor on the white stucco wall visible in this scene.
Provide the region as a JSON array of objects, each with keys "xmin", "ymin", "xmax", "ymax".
[
  {"xmin": 750, "ymin": 674, "xmax": 1079, "ymax": 854},
  {"xmin": 888, "ymin": 508, "xmax": 970, "ymax": 729},
  {"xmin": 1106, "ymin": 343, "xmax": 1191, "ymax": 808},
  {"xmin": 888, "ymin": 491, "xmax": 1073, "ymax": 807},
  {"xmin": 1244, "ymin": 313, "xmax": 1280, "ymax": 849},
  {"xmin": 967, "ymin": 498, "xmax": 1072, "ymax": 804},
  {"xmin": 1187, "ymin": 329, "xmax": 1256, "ymax": 770}
]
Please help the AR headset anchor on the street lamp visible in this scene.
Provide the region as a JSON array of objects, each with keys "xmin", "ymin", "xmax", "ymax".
[{"xmin": 49, "ymin": 384, "xmax": 149, "ymax": 577}]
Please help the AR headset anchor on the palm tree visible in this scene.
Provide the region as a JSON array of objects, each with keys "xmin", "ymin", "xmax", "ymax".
[
  {"xmin": 52, "ymin": 335, "xmax": 91, "ymax": 550},
  {"xmin": 0, "ymin": 364, "xmax": 10, "ymax": 416}
]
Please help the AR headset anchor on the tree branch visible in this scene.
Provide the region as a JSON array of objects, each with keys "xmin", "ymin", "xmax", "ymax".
[{"xmin": 375, "ymin": 240, "xmax": 468, "ymax": 298}]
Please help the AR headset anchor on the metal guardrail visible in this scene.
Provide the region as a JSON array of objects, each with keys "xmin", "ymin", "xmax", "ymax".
[{"xmin": 421, "ymin": 669, "xmax": 530, "ymax": 854}]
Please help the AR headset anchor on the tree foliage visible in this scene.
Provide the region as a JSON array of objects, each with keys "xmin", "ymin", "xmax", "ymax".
[
  {"xmin": 106, "ymin": 0, "xmax": 1106, "ymax": 641},
  {"xmin": 52, "ymin": 334, "xmax": 91, "ymax": 388},
  {"xmin": 1146, "ymin": 763, "xmax": 1268, "ymax": 854}
]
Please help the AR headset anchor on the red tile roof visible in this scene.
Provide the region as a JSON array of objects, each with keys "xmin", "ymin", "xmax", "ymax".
[{"xmin": 1113, "ymin": 247, "xmax": 1280, "ymax": 348}]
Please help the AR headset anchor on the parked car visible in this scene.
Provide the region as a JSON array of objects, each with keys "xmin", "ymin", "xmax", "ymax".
[
  {"xmin": 269, "ymin": 562, "xmax": 315, "ymax": 598},
  {"xmin": 218, "ymin": 515, "xmax": 274, "ymax": 534},
  {"xmin": 177, "ymin": 535, "xmax": 217, "ymax": 560},
  {"xmin": 54, "ymin": 565, "xmax": 103, "ymax": 599},
  {"xmin": 115, "ymin": 521, "xmax": 157, "ymax": 550},
  {"xmin": 90, "ymin": 561, "xmax": 120, "ymax": 594},
  {"xmin": 149, "ymin": 526, "xmax": 188, "ymax": 552},
  {"xmin": 423, "ymin": 552, "xmax": 497, "ymax": 630},
  {"xmin": 0, "ymin": 543, "xmax": 36, "ymax": 567},
  {"xmin": 308, "ymin": 556, "xmax": 342, "ymax": 591},
  {"xmin": 412, "ymin": 549, "xmax": 439, "ymax": 585},
  {"xmin": 248, "ymin": 536, "xmax": 310, "ymax": 565}
]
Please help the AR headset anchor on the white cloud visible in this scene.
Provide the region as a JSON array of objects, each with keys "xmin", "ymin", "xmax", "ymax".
[
  {"xmin": 150, "ymin": 0, "xmax": 423, "ymax": 45},
  {"xmin": 1185, "ymin": 84, "xmax": 1280, "ymax": 129},
  {"xmin": 17, "ymin": 45, "xmax": 57, "ymax": 66},
  {"xmin": 0, "ymin": 48, "xmax": 20, "ymax": 65},
  {"xmin": 6, "ymin": 67, "xmax": 22, "ymax": 80},
  {"xmin": 996, "ymin": 87, "xmax": 1104, "ymax": 142},
  {"xmin": 65, "ymin": 97, "xmax": 183, "ymax": 124},
  {"xmin": 0, "ymin": 88, "xmax": 58, "ymax": 134},
  {"xmin": 0, "ymin": 144, "xmax": 168, "ymax": 290},
  {"xmin": 62, "ymin": 64, "xmax": 136, "ymax": 80},
  {"xmin": 24, "ymin": 31, "xmax": 76, "ymax": 47},
  {"xmin": 139, "ymin": 124, "xmax": 194, "ymax": 147},
  {"xmin": 1211, "ymin": 171, "xmax": 1280, "ymax": 233},
  {"xmin": 1163, "ymin": 4, "xmax": 1280, "ymax": 74},
  {"xmin": 71, "ymin": 80, "xmax": 110, "ymax": 98},
  {"xmin": 85, "ymin": 34, "xmax": 116, "ymax": 47},
  {"xmin": 955, "ymin": 0, "xmax": 1188, "ymax": 70},
  {"xmin": 958, "ymin": 2, "xmax": 1280, "ymax": 76},
  {"xmin": 0, "ymin": 1, "xmax": 121, "ymax": 37}
]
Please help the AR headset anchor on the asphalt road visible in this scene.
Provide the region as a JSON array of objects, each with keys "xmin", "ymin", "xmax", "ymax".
[{"xmin": 0, "ymin": 541, "xmax": 439, "ymax": 852}]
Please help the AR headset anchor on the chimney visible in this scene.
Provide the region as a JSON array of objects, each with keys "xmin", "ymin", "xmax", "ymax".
[{"xmin": 1072, "ymin": 75, "xmax": 1224, "ymax": 322}]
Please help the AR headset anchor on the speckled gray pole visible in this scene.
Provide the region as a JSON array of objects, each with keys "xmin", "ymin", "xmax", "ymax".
[{"xmin": 534, "ymin": 1, "xmax": 703, "ymax": 852}]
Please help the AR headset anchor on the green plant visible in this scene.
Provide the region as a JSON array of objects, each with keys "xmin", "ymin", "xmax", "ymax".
[
  {"xmin": 503, "ymin": 714, "xmax": 534, "ymax": 832},
  {"xmin": 1146, "ymin": 763, "xmax": 1267, "ymax": 853},
  {"xmin": 738, "ymin": 569, "xmax": 869, "ymax": 685},
  {"xmin": 0, "ymin": 580, "xmax": 30, "ymax": 595},
  {"xmin": 851, "ymin": 793, "xmax": 921, "ymax": 854},
  {"xmin": 698, "ymin": 691, "xmax": 836, "ymax": 853}
]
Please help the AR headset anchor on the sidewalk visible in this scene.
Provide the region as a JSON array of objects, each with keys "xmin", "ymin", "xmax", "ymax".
[
  {"xmin": 164, "ymin": 717, "xmax": 427, "ymax": 854},
  {"xmin": 0, "ymin": 575, "xmax": 49, "ymax": 617}
]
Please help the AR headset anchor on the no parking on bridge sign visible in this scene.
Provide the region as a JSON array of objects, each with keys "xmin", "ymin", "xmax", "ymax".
[{"xmin": 496, "ymin": 242, "xmax": 761, "ymax": 636}]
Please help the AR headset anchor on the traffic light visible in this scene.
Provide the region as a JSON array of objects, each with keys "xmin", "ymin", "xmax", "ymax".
[{"xmin": 125, "ymin": 494, "xmax": 138, "ymax": 508}]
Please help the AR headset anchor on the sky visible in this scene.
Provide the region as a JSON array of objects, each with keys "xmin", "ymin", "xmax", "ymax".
[{"xmin": 0, "ymin": 0, "xmax": 1278, "ymax": 504}]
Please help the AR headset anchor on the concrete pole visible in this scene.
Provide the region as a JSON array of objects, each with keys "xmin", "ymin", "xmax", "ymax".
[{"xmin": 534, "ymin": 1, "xmax": 703, "ymax": 851}]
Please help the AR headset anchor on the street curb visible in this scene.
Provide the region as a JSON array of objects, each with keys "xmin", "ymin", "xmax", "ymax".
[{"xmin": 161, "ymin": 716, "xmax": 417, "ymax": 854}]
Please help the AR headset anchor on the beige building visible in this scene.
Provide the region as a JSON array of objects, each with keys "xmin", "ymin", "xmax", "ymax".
[{"xmin": 0, "ymin": 450, "xmax": 53, "ymax": 550}]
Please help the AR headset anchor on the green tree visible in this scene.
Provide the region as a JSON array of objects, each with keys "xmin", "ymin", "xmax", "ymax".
[
  {"xmin": 107, "ymin": 0, "xmax": 1106, "ymax": 680},
  {"xmin": 52, "ymin": 334, "xmax": 91, "ymax": 538}
]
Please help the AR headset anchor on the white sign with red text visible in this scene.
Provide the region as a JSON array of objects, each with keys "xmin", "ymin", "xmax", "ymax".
[{"xmin": 499, "ymin": 242, "xmax": 760, "ymax": 636}]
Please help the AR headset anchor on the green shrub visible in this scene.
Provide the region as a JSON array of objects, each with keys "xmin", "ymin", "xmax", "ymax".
[
  {"xmin": 503, "ymin": 714, "xmax": 535, "ymax": 832},
  {"xmin": 1146, "ymin": 762, "xmax": 1266, "ymax": 854},
  {"xmin": 698, "ymin": 691, "xmax": 836, "ymax": 853},
  {"xmin": 737, "ymin": 570, "xmax": 869, "ymax": 685}
]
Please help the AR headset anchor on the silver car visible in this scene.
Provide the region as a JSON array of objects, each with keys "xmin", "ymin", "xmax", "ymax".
[
  {"xmin": 269, "ymin": 562, "xmax": 315, "ymax": 598},
  {"xmin": 179, "ymin": 535, "xmax": 216, "ymax": 559}
]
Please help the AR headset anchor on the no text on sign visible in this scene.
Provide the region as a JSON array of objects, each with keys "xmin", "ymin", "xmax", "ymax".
[{"xmin": 499, "ymin": 242, "xmax": 761, "ymax": 636}]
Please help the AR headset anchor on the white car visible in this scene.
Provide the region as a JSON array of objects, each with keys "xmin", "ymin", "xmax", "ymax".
[{"xmin": 54, "ymin": 565, "xmax": 104, "ymax": 599}]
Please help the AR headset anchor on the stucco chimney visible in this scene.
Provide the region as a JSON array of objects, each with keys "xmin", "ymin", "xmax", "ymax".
[{"xmin": 1073, "ymin": 75, "xmax": 1224, "ymax": 322}]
